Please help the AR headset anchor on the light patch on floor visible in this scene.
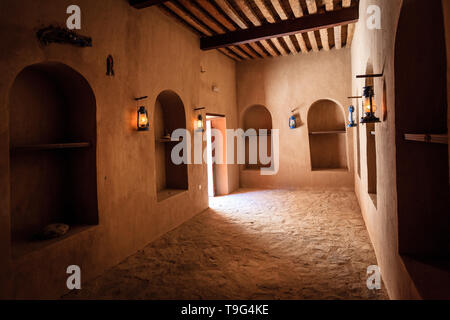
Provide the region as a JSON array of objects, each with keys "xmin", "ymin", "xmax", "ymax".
[{"xmin": 64, "ymin": 189, "xmax": 388, "ymax": 300}]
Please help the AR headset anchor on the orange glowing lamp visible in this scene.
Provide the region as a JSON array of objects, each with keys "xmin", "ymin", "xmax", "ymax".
[
  {"xmin": 196, "ymin": 114, "xmax": 203, "ymax": 131},
  {"xmin": 137, "ymin": 106, "xmax": 149, "ymax": 131},
  {"xmin": 360, "ymin": 86, "xmax": 380, "ymax": 124}
]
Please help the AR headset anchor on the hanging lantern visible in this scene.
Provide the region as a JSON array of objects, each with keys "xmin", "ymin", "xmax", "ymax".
[
  {"xmin": 289, "ymin": 115, "xmax": 297, "ymax": 129},
  {"xmin": 360, "ymin": 86, "xmax": 380, "ymax": 124},
  {"xmin": 137, "ymin": 106, "xmax": 149, "ymax": 131},
  {"xmin": 196, "ymin": 114, "xmax": 204, "ymax": 132},
  {"xmin": 347, "ymin": 105, "xmax": 357, "ymax": 127}
]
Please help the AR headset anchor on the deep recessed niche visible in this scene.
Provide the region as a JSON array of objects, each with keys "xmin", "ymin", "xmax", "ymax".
[
  {"xmin": 154, "ymin": 90, "xmax": 188, "ymax": 202},
  {"xmin": 242, "ymin": 105, "xmax": 272, "ymax": 170},
  {"xmin": 308, "ymin": 99, "xmax": 348, "ymax": 171},
  {"xmin": 9, "ymin": 62, "xmax": 98, "ymax": 257}
]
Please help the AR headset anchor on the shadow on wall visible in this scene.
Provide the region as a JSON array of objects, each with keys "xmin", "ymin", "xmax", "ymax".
[{"xmin": 394, "ymin": 0, "xmax": 450, "ymax": 299}]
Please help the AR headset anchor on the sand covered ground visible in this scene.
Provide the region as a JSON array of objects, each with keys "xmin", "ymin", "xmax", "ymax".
[{"xmin": 64, "ymin": 189, "xmax": 388, "ymax": 300}]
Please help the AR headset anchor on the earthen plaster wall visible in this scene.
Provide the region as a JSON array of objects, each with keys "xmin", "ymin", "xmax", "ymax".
[
  {"xmin": 0, "ymin": 0, "xmax": 238, "ymax": 298},
  {"xmin": 236, "ymin": 48, "xmax": 354, "ymax": 190},
  {"xmin": 351, "ymin": 0, "xmax": 449, "ymax": 300}
]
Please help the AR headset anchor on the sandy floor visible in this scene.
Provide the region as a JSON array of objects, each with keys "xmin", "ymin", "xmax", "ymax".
[{"xmin": 64, "ymin": 189, "xmax": 388, "ymax": 300}]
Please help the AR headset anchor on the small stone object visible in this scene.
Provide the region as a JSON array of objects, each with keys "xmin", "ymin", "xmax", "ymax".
[{"xmin": 37, "ymin": 223, "xmax": 70, "ymax": 240}]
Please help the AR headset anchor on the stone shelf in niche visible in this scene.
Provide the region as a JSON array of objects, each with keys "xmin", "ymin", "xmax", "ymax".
[
  {"xmin": 309, "ymin": 130, "xmax": 346, "ymax": 135},
  {"xmin": 404, "ymin": 133, "xmax": 448, "ymax": 144},
  {"xmin": 11, "ymin": 142, "xmax": 91, "ymax": 151},
  {"xmin": 157, "ymin": 188, "xmax": 187, "ymax": 202},
  {"xmin": 11, "ymin": 225, "xmax": 97, "ymax": 259},
  {"xmin": 156, "ymin": 138, "xmax": 182, "ymax": 143}
]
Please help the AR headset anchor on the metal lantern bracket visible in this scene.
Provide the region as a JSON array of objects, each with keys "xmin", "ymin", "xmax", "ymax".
[
  {"xmin": 135, "ymin": 96, "xmax": 148, "ymax": 101},
  {"xmin": 107, "ymin": 55, "xmax": 115, "ymax": 76},
  {"xmin": 355, "ymin": 73, "xmax": 384, "ymax": 79},
  {"xmin": 37, "ymin": 25, "xmax": 92, "ymax": 47}
]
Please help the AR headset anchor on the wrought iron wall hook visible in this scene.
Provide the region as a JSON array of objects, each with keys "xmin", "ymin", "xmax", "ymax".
[
  {"xmin": 106, "ymin": 55, "xmax": 114, "ymax": 76},
  {"xmin": 135, "ymin": 96, "xmax": 148, "ymax": 101},
  {"xmin": 36, "ymin": 25, "xmax": 92, "ymax": 47}
]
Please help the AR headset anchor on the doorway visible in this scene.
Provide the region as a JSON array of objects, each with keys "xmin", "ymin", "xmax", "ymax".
[{"xmin": 206, "ymin": 114, "xmax": 229, "ymax": 197}]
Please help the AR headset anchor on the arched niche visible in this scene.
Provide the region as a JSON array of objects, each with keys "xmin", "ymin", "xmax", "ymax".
[
  {"xmin": 394, "ymin": 0, "xmax": 449, "ymax": 258},
  {"xmin": 154, "ymin": 90, "xmax": 188, "ymax": 201},
  {"xmin": 9, "ymin": 62, "xmax": 98, "ymax": 256},
  {"xmin": 242, "ymin": 105, "xmax": 272, "ymax": 170},
  {"xmin": 307, "ymin": 99, "xmax": 347, "ymax": 171}
]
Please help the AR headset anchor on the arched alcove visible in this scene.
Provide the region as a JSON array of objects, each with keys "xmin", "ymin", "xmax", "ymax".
[
  {"xmin": 395, "ymin": 0, "xmax": 449, "ymax": 258},
  {"xmin": 154, "ymin": 90, "xmax": 188, "ymax": 201},
  {"xmin": 308, "ymin": 99, "xmax": 347, "ymax": 171},
  {"xmin": 9, "ymin": 62, "xmax": 98, "ymax": 256},
  {"xmin": 242, "ymin": 105, "xmax": 272, "ymax": 170}
]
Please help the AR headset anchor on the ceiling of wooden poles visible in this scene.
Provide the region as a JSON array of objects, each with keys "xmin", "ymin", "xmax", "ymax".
[{"xmin": 130, "ymin": 0, "xmax": 359, "ymax": 61}]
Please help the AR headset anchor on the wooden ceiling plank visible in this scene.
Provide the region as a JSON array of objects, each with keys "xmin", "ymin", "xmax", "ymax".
[
  {"xmin": 273, "ymin": 0, "xmax": 289, "ymax": 19},
  {"xmin": 294, "ymin": 33, "xmax": 308, "ymax": 53},
  {"xmin": 259, "ymin": 39, "xmax": 278, "ymax": 56},
  {"xmin": 164, "ymin": 2, "xmax": 213, "ymax": 36},
  {"xmin": 343, "ymin": 0, "xmax": 355, "ymax": 47},
  {"xmin": 248, "ymin": 42, "xmax": 268, "ymax": 57},
  {"xmin": 215, "ymin": 0, "xmax": 248, "ymax": 29},
  {"xmin": 273, "ymin": 0, "xmax": 300, "ymax": 54},
  {"xmin": 254, "ymin": 0, "xmax": 297, "ymax": 56},
  {"xmin": 305, "ymin": 0, "xmax": 320, "ymax": 52},
  {"xmin": 324, "ymin": 0, "xmax": 338, "ymax": 50},
  {"xmin": 253, "ymin": 0, "xmax": 290, "ymax": 55},
  {"xmin": 158, "ymin": 5, "xmax": 204, "ymax": 36},
  {"xmin": 287, "ymin": 0, "xmax": 309, "ymax": 53},
  {"xmin": 177, "ymin": 0, "xmax": 226, "ymax": 34},
  {"xmin": 236, "ymin": 44, "xmax": 259, "ymax": 58},
  {"xmin": 234, "ymin": 0, "xmax": 279, "ymax": 56},
  {"xmin": 288, "ymin": 0, "xmax": 304, "ymax": 17},
  {"xmin": 195, "ymin": 0, "xmax": 236, "ymax": 31},
  {"xmin": 237, "ymin": 0, "xmax": 262, "ymax": 26},
  {"xmin": 201, "ymin": 3, "xmax": 359, "ymax": 50},
  {"xmin": 219, "ymin": 47, "xmax": 243, "ymax": 60},
  {"xmin": 213, "ymin": 0, "xmax": 269, "ymax": 57}
]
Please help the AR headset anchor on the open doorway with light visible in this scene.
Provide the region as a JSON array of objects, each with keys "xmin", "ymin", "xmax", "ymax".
[{"xmin": 206, "ymin": 114, "xmax": 229, "ymax": 197}]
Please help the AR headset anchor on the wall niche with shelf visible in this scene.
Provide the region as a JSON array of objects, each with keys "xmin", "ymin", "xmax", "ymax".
[
  {"xmin": 9, "ymin": 62, "xmax": 98, "ymax": 257},
  {"xmin": 242, "ymin": 104, "xmax": 272, "ymax": 170},
  {"xmin": 154, "ymin": 90, "xmax": 188, "ymax": 202},
  {"xmin": 308, "ymin": 99, "xmax": 348, "ymax": 171}
]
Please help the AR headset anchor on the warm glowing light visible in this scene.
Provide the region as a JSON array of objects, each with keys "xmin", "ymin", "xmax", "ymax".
[
  {"xmin": 137, "ymin": 106, "xmax": 149, "ymax": 131},
  {"xmin": 363, "ymin": 95, "xmax": 376, "ymax": 113},
  {"xmin": 360, "ymin": 86, "xmax": 380, "ymax": 124},
  {"xmin": 196, "ymin": 114, "xmax": 203, "ymax": 131}
]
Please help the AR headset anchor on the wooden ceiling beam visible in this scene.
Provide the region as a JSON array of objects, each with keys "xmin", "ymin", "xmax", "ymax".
[
  {"xmin": 130, "ymin": 0, "xmax": 168, "ymax": 9},
  {"xmin": 201, "ymin": 1, "xmax": 358, "ymax": 50}
]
